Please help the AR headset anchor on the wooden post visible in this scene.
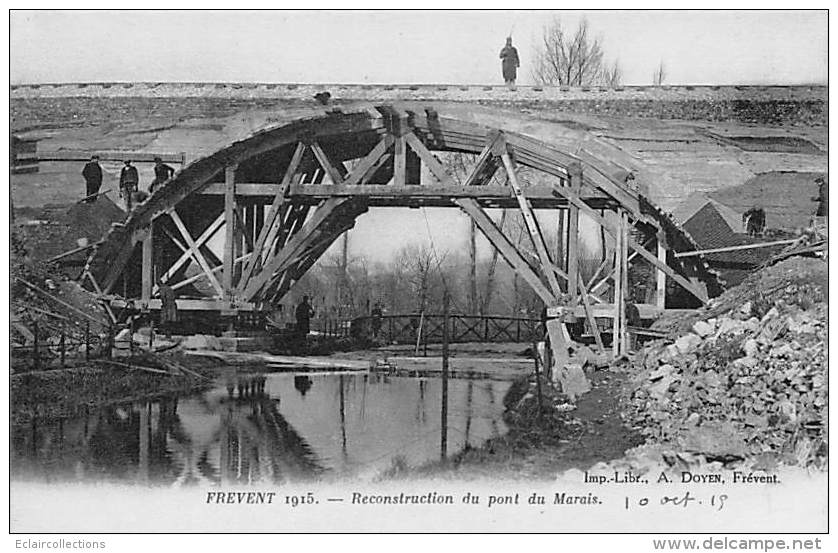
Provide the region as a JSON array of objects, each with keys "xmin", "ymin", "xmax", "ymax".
[
  {"xmin": 656, "ymin": 231, "xmax": 667, "ymax": 310},
  {"xmin": 620, "ymin": 211, "xmax": 630, "ymax": 356},
  {"xmin": 141, "ymin": 223, "xmax": 153, "ymax": 307},
  {"xmin": 612, "ymin": 211, "xmax": 623, "ymax": 358},
  {"xmin": 393, "ymin": 135, "xmax": 406, "ymax": 187},
  {"xmin": 60, "ymin": 326, "xmax": 66, "ymax": 367},
  {"xmin": 223, "ymin": 165, "xmax": 237, "ymax": 300},
  {"xmin": 149, "ymin": 321, "xmax": 155, "ymax": 352},
  {"xmin": 440, "ymin": 292, "xmax": 449, "ymax": 461},
  {"xmin": 85, "ymin": 321, "xmax": 90, "ymax": 361},
  {"xmin": 468, "ymin": 219, "xmax": 477, "ymax": 314},
  {"xmin": 32, "ymin": 321, "xmax": 39, "ymax": 370},
  {"xmin": 567, "ymin": 205, "xmax": 579, "ymax": 302},
  {"xmin": 556, "ymin": 209, "xmax": 566, "ymax": 280},
  {"xmin": 566, "ymin": 162, "xmax": 582, "ymax": 301},
  {"xmin": 501, "ymin": 153, "xmax": 562, "ymax": 298},
  {"xmin": 532, "ymin": 340, "xmax": 543, "ymax": 421}
]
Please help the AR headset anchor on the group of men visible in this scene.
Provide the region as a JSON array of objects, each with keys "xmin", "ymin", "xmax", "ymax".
[{"xmin": 81, "ymin": 155, "xmax": 175, "ymax": 210}]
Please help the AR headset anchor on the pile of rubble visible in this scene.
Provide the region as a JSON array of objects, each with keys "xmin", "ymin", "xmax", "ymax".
[{"xmin": 623, "ymin": 256, "xmax": 827, "ymax": 467}]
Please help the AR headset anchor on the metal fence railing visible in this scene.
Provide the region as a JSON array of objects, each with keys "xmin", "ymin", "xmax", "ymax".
[{"xmin": 351, "ymin": 313, "xmax": 543, "ymax": 345}]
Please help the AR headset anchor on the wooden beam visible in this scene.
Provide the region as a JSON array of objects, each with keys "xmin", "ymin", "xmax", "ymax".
[
  {"xmin": 567, "ymin": 204, "xmax": 579, "ymax": 300},
  {"xmin": 156, "ymin": 213, "xmax": 224, "ymax": 291},
  {"xmin": 237, "ymin": 146, "xmax": 305, "ymax": 292},
  {"xmin": 629, "ymin": 237, "xmax": 708, "ymax": 304},
  {"xmin": 310, "ymin": 141, "xmax": 348, "ymax": 184},
  {"xmin": 223, "ymin": 165, "xmax": 237, "ymax": 297},
  {"xmin": 576, "ymin": 271, "xmax": 605, "ymax": 354},
  {"xmin": 102, "ymin": 232, "xmax": 142, "ymax": 294},
  {"xmin": 620, "ymin": 211, "xmax": 630, "ymax": 356},
  {"xmin": 551, "ymin": 183, "xmax": 708, "ymax": 304},
  {"xmin": 393, "ymin": 135, "xmax": 406, "ymax": 187},
  {"xmin": 109, "ymin": 297, "xmax": 258, "ymax": 312},
  {"xmin": 404, "ymin": 132, "xmax": 455, "ymax": 186},
  {"xmin": 455, "ymin": 198, "xmax": 555, "ymax": 305},
  {"xmin": 502, "ymin": 153, "xmax": 563, "ymax": 299},
  {"xmin": 589, "ymin": 239, "xmax": 650, "ymax": 295},
  {"xmin": 171, "ymin": 253, "xmax": 251, "ymax": 292},
  {"xmin": 656, "ymin": 232, "xmax": 667, "ymax": 310},
  {"xmin": 462, "ymin": 133, "xmax": 502, "ymax": 187},
  {"xmin": 612, "ymin": 210, "xmax": 623, "ymax": 358},
  {"xmin": 199, "ymin": 182, "xmax": 579, "ymax": 202},
  {"xmin": 141, "ymin": 223, "xmax": 153, "ymax": 306},
  {"xmin": 35, "ymin": 150, "xmax": 184, "ymax": 164},
  {"xmin": 84, "ymin": 271, "xmax": 118, "ymax": 323},
  {"xmin": 235, "ymin": 208, "xmax": 254, "ymax": 252},
  {"xmin": 343, "ymin": 137, "xmax": 394, "ymax": 186},
  {"xmin": 673, "ymin": 238, "xmax": 797, "ymax": 258},
  {"xmin": 241, "ymin": 197, "xmax": 349, "ymax": 301},
  {"xmin": 168, "ymin": 209, "xmax": 224, "ymax": 297}
]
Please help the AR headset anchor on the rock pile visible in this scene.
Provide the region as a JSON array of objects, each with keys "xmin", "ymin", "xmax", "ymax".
[{"xmin": 623, "ymin": 256, "xmax": 827, "ymax": 467}]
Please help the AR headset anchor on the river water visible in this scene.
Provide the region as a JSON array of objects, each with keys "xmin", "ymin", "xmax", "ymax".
[{"xmin": 11, "ymin": 371, "xmax": 512, "ymax": 486}]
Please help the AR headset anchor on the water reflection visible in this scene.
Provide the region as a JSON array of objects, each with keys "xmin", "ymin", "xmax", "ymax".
[{"xmin": 11, "ymin": 372, "xmax": 511, "ymax": 486}]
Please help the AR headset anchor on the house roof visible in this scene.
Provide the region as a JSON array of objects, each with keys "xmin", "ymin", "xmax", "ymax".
[
  {"xmin": 709, "ymin": 171, "xmax": 824, "ymax": 230},
  {"xmin": 682, "ymin": 202, "xmax": 787, "ymax": 267},
  {"xmin": 672, "ymin": 193, "xmax": 745, "ymax": 233}
]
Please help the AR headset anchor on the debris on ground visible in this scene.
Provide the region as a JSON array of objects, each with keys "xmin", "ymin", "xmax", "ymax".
[{"xmin": 623, "ymin": 256, "xmax": 827, "ymax": 468}]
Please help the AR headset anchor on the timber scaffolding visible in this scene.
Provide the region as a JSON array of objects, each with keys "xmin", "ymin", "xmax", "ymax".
[{"xmin": 82, "ymin": 103, "xmax": 724, "ymax": 359}]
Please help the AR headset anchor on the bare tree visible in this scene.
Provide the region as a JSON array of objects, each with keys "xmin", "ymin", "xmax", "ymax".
[
  {"xmin": 396, "ymin": 243, "xmax": 445, "ymax": 313},
  {"xmin": 600, "ymin": 59, "xmax": 623, "ymax": 88},
  {"xmin": 653, "ymin": 60, "xmax": 667, "ymax": 86},
  {"xmin": 532, "ymin": 17, "xmax": 606, "ymax": 86}
]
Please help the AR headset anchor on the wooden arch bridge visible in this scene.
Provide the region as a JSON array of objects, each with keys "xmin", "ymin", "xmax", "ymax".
[{"xmin": 83, "ymin": 104, "xmax": 722, "ymax": 356}]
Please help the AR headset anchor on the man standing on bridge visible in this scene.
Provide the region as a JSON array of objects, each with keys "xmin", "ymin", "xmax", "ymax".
[
  {"xmin": 150, "ymin": 156, "xmax": 175, "ymax": 193},
  {"xmin": 119, "ymin": 159, "xmax": 139, "ymax": 211},
  {"xmin": 499, "ymin": 37, "xmax": 520, "ymax": 87},
  {"xmin": 81, "ymin": 155, "xmax": 103, "ymax": 203}
]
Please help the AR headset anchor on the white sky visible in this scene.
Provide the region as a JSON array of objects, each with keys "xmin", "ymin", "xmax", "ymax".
[{"xmin": 10, "ymin": 10, "xmax": 828, "ymax": 85}]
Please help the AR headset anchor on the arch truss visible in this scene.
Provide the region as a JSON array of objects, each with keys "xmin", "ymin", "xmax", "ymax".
[{"xmin": 83, "ymin": 105, "xmax": 722, "ymax": 357}]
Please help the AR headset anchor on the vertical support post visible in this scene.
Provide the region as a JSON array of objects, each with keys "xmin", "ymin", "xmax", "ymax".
[
  {"xmin": 84, "ymin": 321, "xmax": 90, "ymax": 361},
  {"xmin": 567, "ymin": 204, "xmax": 579, "ymax": 302},
  {"xmin": 612, "ymin": 211, "xmax": 623, "ymax": 358},
  {"xmin": 129, "ymin": 317, "xmax": 135, "ymax": 357},
  {"xmin": 393, "ymin": 135, "xmax": 406, "ymax": 187},
  {"xmin": 468, "ymin": 219, "xmax": 477, "ymax": 313},
  {"xmin": 620, "ymin": 211, "xmax": 630, "ymax": 356},
  {"xmin": 223, "ymin": 164, "xmax": 237, "ymax": 300},
  {"xmin": 149, "ymin": 320, "xmax": 155, "ymax": 352},
  {"xmin": 440, "ymin": 291, "xmax": 449, "ymax": 461},
  {"xmin": 141, "ymin": 222, "xmax": 153, "ymax": 307},
  {"xmin": 566, "ymin": 161, "xmax": 582, "ymax": 302},
  {"xmin": 59, "ymin": 326, "xmax": 66, "ymax": 368},
  {"xmin": 556, "ymin": 209, "xmax": 566, "ymax": 278},
  {"xmin": 33, "ymin": 321, "xmax": 40, "ymax": 370},
  {"xmin": 532, "ymin": 340, "xmax": 543, "ymax": 421},
  {"xmin": 656, "ymin": 231, "xmax": 667, "ymax": 311},
  {"xmin": 106, "ymin": 323, "xmax": 113, "ymax": 359}
]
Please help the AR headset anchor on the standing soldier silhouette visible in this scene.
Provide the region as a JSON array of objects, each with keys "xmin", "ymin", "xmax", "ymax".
[
  {"xmin": 119, "ymin": 159, "xmax": 139, "ymax": 211},
  {"xmin": 81, "ymin": 155, "xmax": 103, "ymax": 203},
  {"xmin": 499, "ymin": 36, "xmax": 520, "ymax": 86},
  {"xmin": 150, "ymin": 156, "xmax": 175, "ymax": 193}
]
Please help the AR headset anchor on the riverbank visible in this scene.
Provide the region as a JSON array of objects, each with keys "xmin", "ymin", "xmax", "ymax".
[{"xmin": 9, "ymin": 351, "xmax": 275, "ymax": 426}]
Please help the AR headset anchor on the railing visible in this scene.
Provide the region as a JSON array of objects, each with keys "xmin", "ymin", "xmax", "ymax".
[
  {"xmin": 11, "ymin": 312, "xmax": 149, "ymax": 372},
  {"xmin": 315, "ymin": 317, "xmax": 352, "ymax": 339},
  {"xmin": 351, "ymin": 313, "xmax": 544, "ymax": 345}
]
